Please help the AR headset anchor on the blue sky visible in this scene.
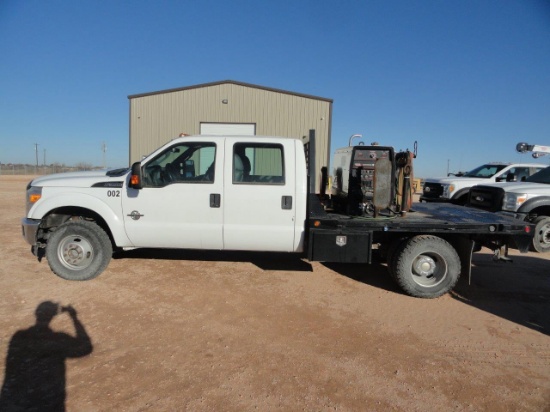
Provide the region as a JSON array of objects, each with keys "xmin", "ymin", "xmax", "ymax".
[{"xmin": 1, "ymin": 0, "xmax": 549, "ymax": 178}]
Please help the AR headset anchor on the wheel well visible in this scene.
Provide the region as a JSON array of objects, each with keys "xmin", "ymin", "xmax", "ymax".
[
  {"xmin": 528, "ymin": 206, "xmax": 550, "ymax": 221},
  {"xmin": 41, "ymin": 207, "xmax": 115, "ymax": 246},
  {"xmin": 452, "ymin": 190, "xmax": 470, "ymax": 205}
]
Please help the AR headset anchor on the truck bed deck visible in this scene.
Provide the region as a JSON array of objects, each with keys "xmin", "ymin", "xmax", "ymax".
[{"xmin": 309, "ymin": 197, "xmax": 530, "ymax": 236}]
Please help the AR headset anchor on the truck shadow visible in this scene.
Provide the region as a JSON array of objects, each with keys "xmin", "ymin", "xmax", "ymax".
[
  {"xmin": 325, "ymin": 253, "xmax": 550, "ymax": 337},
  {"xmin": 114, "ymin": 249, "xmax": 549, "ymax": 335},
  {"xmin": 114, "ymin": 249, "xmax": 313, "ymax": 272},
  {"xmin": 321, "ymin": 260, "xmax": 403, "ymax": 295},
  {"xmin": 451, "ymin": 253, "xmax": 550, "ymax": 336}
]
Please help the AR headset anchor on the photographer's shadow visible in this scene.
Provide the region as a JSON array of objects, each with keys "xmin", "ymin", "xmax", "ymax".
[{"xmin": 0, "ymin": 301, "xmax": 93, "ymax": 411}]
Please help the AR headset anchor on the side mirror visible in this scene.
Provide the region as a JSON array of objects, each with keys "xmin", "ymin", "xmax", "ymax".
[{"xmin": 129, "ymin": 162, "xmax": 143, "ymax": 189}]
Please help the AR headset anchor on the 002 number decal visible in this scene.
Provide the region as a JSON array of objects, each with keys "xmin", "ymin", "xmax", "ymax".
[{"xmin": 107, "ymin": 190, "xmax": 121, "ymax": 197}]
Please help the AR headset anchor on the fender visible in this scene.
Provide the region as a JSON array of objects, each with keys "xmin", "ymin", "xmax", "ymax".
[
  {"xmin": 451, "ymin": 187, "xmax": 471, "ymax": 202},
  {"xmin": 29, "ymin": 192, "xmax": 133, "ymax": 247},
  {"xmin": 517, "ymin": 196, "xmax": 550, "ymax": 215}
]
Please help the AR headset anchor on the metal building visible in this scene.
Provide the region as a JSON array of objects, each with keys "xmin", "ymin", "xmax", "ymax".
[{"xmin": 128, "ymin": 80, "xmax": 333, "ymax": 188}]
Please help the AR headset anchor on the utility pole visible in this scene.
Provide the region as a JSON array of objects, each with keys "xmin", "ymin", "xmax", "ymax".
[
  {"xmin": 43, "ymin": 148, "xmax": 46, "ymax": 166},
  {"xmin": 101, "ymin": 141, "xmax": 107, "ymax": 168},
  {"xmin": 34, "ymin": 143, "xmax": 39, "ymax": 174}
]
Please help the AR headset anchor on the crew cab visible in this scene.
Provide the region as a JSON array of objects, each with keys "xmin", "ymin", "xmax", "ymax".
[
  {"xmin": 468, "ymin": 166, "xmax": 550, "ymax": 253},
  {"xmin": 421, "ymin": 162, "xmax": 544, "ymax": 205},
  {"xmin": 22, "ymin": 133, "xmax": 534, "ymax": 299}
]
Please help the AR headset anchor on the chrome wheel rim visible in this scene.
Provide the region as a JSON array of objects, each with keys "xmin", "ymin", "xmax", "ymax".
[
  {"xmin": 411, "ymin": 253, "xmax": 447, "ymax": 287},
  {"xmin": 57, "ymin": 235, "xmax": 95, "ymax": 270}
]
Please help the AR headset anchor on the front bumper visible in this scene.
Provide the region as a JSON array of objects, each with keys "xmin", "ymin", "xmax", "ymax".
[
  {"xmin": 21, "ymin": 218, "xmax": 40, "ymax": 245},
  {"xmin": 419, "ymin": 195, "xmax": 451, "ymax": 203}
]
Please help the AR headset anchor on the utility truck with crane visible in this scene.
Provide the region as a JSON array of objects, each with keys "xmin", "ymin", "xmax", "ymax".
[
  {"xmin": 22, "ymin": 131, "xmax": 533, "ymax": 298},
  {"xmin": 469, "ymin": 142, "xmax": 550, "ymax": 253}
]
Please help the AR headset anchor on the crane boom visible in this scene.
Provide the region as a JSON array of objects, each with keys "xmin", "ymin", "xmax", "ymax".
[{"xmin": 516, "ymin": 142, "xmax": 550, "ymax": 158}]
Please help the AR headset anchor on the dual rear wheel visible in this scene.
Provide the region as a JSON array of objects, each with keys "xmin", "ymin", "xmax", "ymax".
[
  {"xmin": 387, "ymin": 235, "xmax": 461, "ymax": 298},
  {"xmin": 531, "ymin": 216, "xmax": 550, "ymax": 254}
]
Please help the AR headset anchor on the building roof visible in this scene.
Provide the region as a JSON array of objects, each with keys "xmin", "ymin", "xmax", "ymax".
[{"xmin": 127, "ymin": 80, "xmax": 333, "ymax": 103}]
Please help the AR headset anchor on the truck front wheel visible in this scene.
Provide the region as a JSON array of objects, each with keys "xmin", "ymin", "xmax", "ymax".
[
  {"xmin": 531, "ymin": 216, "xmax": 550, "ymax": 253},
  {"xmin": 391, "ymin": 235, "xmax": 461, "ymax": 298},
  {"xmin": 45, "ymin": 220, "xmax": 113, "ymax": 281}
]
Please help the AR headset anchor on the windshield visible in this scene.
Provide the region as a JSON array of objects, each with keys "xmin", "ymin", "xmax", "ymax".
[
  {"xmin": 525, "ymin": 166, "xmax": 550, "ymax": 184},
  {"xmin": 143, "ymin": 142, "xmax": 216, "ymax": 187},
  {"xmin": 463, "ymin": 164, "xmax": 507, "ymax": 178}
]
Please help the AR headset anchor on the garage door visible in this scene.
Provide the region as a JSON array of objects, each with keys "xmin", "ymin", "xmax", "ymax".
[{"xmin": 200, "ymin": 123, "xmax": 256, "ymax": 136}]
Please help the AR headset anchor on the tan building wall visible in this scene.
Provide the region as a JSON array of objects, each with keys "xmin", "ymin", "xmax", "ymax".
[{"xmin": 128, "ymin": 80, "xmax": 332, "ymax": 189}]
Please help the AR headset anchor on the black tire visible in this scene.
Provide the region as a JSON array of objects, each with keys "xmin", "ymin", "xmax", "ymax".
[
  {"xmin": 531, "ymin": 216, "xmax": 550, "ymax": 253},
  {"xmin": 391, "ymin": 235, "xmax": 461, "ymax": 298},
  {"xmin": 452, "ymin": 195, "xmax": 468, "ymax": 206},
  {"xmin": 45, "ymin": 220, "xmax": 113, "ymax": 281},
  {"xmin": 384, "ymin": 237, "xmax": 409, "ymax": 279}
]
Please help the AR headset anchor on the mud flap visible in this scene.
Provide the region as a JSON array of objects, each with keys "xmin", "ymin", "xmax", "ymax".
[{"xmin": 449, "ymin": 237, "xmax": 475, "ymax": 285}]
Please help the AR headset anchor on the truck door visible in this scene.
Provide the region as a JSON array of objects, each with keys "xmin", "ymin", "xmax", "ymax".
[
  {"xmin": 223, "ymin": 140, "xmax": 297, "ymax": 252},
  {"xmin": 122, "ymin": 140, "xmax": 224, "ymax": 249}
]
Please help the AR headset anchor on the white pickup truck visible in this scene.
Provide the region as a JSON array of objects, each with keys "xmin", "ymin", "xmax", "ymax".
[
  {"xmin": 468, "ymin": 166, "xmax": 550, "ymax": 253},
  {"xmin": 421, "ymin": 162, "xmax": 545, "ymax": 205},
  {"xmin": 22, "ymin": 132, "xmax": 534, "ymax": 298}
]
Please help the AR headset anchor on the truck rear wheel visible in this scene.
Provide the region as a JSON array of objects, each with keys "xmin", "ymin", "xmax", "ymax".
[
  {"xmin": 384, "ymin": 237, "xmax": 409, "ymax": 279},
  {"xmin": 391, "ymin": 235, "xmax": 461, "ymax": 298},
  {"xmin": 531, "ymin": 216, "xmax": 550, "ymax": 253},
  {"xmin": 45, "ymin": 220, "xmax": 112, "ymax": 281}
]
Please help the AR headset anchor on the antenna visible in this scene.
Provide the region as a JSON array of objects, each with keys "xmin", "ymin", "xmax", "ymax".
[{"xmin": 101, "ymin": 141, "xmax": 107, "ymax": 168}]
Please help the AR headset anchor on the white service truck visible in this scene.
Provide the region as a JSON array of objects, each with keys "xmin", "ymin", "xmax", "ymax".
[
  {"xmin": 421, "ymin": 162, "xmax": 545, "ymax": 205},
  {"xmin": 22, "ymin": 131, "xmax": 534, "ymax": 298},
  {"xmin": 468, "ymin": 142, "xmax": 550, "ymax": 253}
]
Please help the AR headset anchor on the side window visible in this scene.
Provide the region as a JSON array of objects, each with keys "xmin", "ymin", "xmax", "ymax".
[
  {"xmin": 143, "ymin": 142, "xmax": 216, "ymax": 187},
  {"xmin": 514, "ymin": 167, "xmax": 529, "ymax": 182},
  {"xmin": 505, "ymin": 167, "xmax": 529, "ymax": 182},
  {"xmin": 233, "ymin": 143, "xmax": 284, "ymax": 185},
  {"xmin": 530, "ymin": 167, "xmax": 545, "ymax": 177}
]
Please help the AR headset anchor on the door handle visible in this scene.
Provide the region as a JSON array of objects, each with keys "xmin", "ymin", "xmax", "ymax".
[
  {"xmin": 281, "ymin": 195, "xmax": 292, "ymax": 210},
  {"xmin": 210, "ymin": 193, "xmax": 221, "ymax": 208}
]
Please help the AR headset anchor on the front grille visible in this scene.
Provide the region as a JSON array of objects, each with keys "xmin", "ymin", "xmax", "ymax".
[
  {"xmin": 422, "ymin": 182, "xmax": 443, "ymax": 199},
  {"xmin": 468, "ymin": 186, "xmax": 505, "ymax": 212}
]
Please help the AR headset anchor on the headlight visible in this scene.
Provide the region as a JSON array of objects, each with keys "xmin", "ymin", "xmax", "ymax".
[
  {"xmin": 503, "ymin": 193, "xmax": 528, "ymax": 211},
  {"xmin": 26, "ymin": 186, "xmax": 42, "ymax": 214},
  {"xmin": 441, "ymin": 184, "xmax": 455, "ymax": 199}
]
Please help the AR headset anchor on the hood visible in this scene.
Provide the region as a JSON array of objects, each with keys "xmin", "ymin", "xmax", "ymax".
[
  {"xmin": 474, "ymin": 181, "xmax": 550, "ymax": 193},
  {"xmin": 30, "ymin": 168, "xmax": 129, "ymax": 188},
  {"xmin": 425, "ymin": 176, "xmax": 490, "ymax": 184}
]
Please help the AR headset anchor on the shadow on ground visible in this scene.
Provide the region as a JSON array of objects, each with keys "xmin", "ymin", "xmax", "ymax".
[
  {"xmin": 114, "ymin": 248, "xmax": 313, "ymax": 272},
  {"xmin": 321, "ymin": 260, "xmax": 403, "ymax": 295},
  {"xmin": 326, "ymin": 252, "xmax": 550, "ymax": 336},
  {"xmin": 0, "ymin": 302, "xmax": 93, "ymax": 411},
  {"xmin": 115, "ymin": 248, "xmax": 549, "ymax": 335},
  {"xmin": 451, "ymin": 253, "xmax": 550, "ymax": 336}
]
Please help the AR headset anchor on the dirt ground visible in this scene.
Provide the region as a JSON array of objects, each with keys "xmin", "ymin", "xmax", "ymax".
[{"xmin": 0, "ymin": 175, "xmax": 549, "ymax": 411}]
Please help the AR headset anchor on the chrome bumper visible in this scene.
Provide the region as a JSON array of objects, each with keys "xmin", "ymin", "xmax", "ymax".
[{"xmin": 21, "ymin": 218, "xmax": 40, "ymax": 245}]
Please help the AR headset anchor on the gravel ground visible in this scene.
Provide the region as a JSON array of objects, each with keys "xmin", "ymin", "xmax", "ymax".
[{"xmin": 1, "ymin": 175, "xmax": 549, "ymax": 411}]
